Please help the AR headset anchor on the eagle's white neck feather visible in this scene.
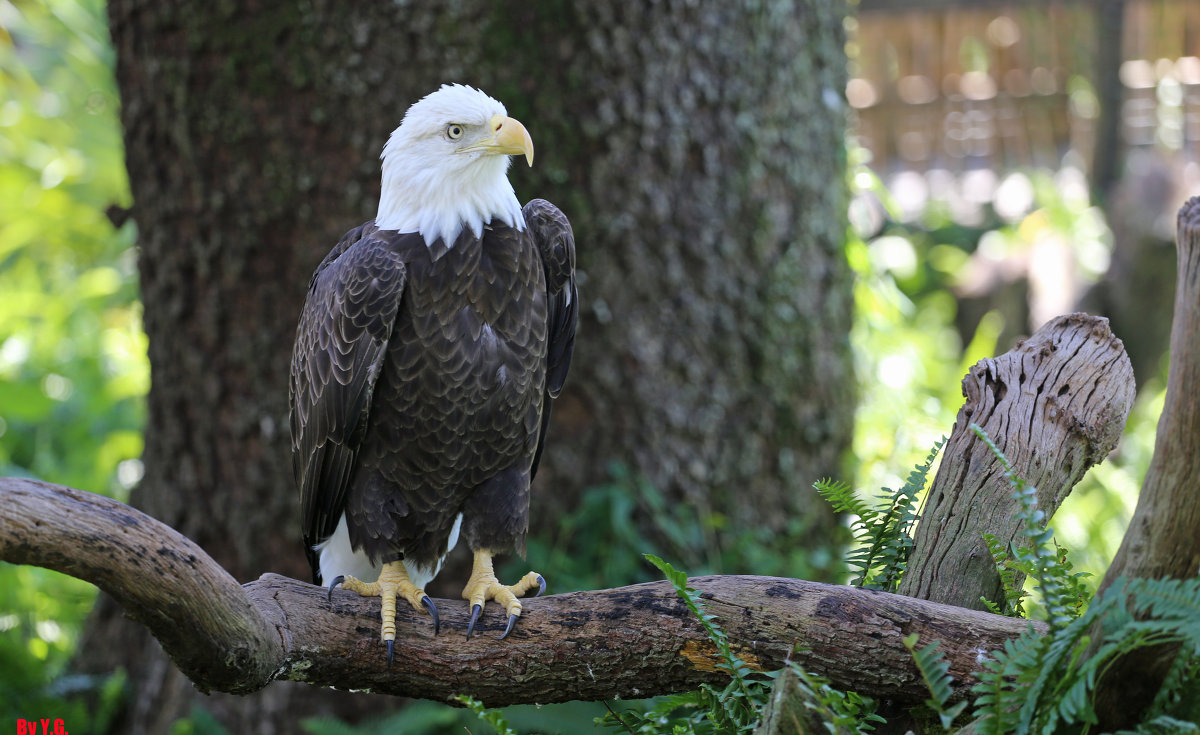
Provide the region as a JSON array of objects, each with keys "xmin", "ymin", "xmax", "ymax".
[
  {"xmin": 376, "ymin": 144, "xmax": 522, "ymax": 247},
  {"xmin": 375, "ymin": 85, "xmax": 525, "ymax": 249}
]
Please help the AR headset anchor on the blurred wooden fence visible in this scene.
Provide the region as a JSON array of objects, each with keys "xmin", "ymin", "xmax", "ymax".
[{"xmin": 851, "ymin": 0, "xmax": 1200, "ymax": 188}]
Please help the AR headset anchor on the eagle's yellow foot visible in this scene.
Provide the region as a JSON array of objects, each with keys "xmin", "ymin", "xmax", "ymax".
[
  {"xmin": 462, "ymin": 549, "xmax": 545, "ymax": 640},
  {"xmin": 328, "ymin": 560, "xmax": 439, "ymax": 666}
]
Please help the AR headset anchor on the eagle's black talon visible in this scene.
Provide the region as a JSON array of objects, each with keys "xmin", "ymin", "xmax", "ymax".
[
  {"xmin": 535, "ymin": 575, "xmax": 546, "ymax": 597},
  {"xmin": 386, "ymin": 639, "xmax": 395, "ymax": 669},
  {"xmin": 422, "ymin": 596, "xmax": 440, "ymax": 635},
  {"xmin": 327, "ymin": 575, "xmax": 345, "ymax": 603},
  {"xmin": 500, "ymin": 612, "xmax": 519, "ymax": 640},
  {"xmin": 466, "ymin": 603, "xmax": 483, "ymax": 640}
]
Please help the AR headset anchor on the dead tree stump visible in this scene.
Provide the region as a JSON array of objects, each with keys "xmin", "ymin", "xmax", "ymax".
[
  {"xmin": 1089, "ymin": 196, "xmax": 1200, "ymax": 729},
  {"xmin": 899, "ymin": 312, "xmax": 1135, "ymax": 610}
]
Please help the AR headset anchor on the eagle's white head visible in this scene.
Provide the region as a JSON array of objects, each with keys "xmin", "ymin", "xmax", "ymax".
[{"xmin": 376, "ymin": 84, "xmax": 534, "ymax": 249}]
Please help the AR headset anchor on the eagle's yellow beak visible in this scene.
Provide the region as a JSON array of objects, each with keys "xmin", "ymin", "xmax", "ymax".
[{"xmin": 482, "ymin": 114, "xmax": 534, "ymax": 167}]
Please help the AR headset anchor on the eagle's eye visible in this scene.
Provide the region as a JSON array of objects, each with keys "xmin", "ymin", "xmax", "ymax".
[{"xmin": 446, "ymin": 124, "xmax": 464, "ymax": 140}]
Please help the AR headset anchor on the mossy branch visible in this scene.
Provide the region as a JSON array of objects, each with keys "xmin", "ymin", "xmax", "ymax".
[{"xmin": 0, "ymin": 476, "xmax": 1044, "ymax": 707}]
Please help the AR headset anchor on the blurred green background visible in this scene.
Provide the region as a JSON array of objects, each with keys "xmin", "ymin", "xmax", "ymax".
[
  {"xmin": 1, "ymin": 0, "xmax": 142, "ymax": 725},
  {"xmin": 0, "ymin": 0, "xmax": 1175, "ymax": 732}
]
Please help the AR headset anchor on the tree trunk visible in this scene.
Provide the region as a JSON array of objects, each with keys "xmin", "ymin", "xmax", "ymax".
[
  {"xmin": 85, "ymin": 1, "xmax": 853, "ymax": 732},
  {"xmin": 1089, "ymin": 196, "xmax": 1200, "ymax": 729},
  {"xmin": 517, "ymin": 2, "xmax": 854, "ymax": 540}
]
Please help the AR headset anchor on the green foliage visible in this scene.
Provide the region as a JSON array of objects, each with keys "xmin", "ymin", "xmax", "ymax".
[
  {"xmin": 507, "ymin": 462, "xmax": 835, "ymax": 596},
  {"xmin": 508, "ymin": 464, "xmax": 696, "ymax": 592},
  {"xmin": 902, "ymin": 634, "xmax": 967, "ymax": 730},
  {"xmin": 0, "ymin": 564, "xmax": 120, "ymax": 727},
  {"xmin": 170, "ymin": 707, "xmax": 234, "ymax": 735},
  {"xmin": 0, "ymin": 667, "xmax": 125, "ymax": 735},
  {"xmin": 776, "ymin": 667, "xmax": 884, "ymax": 734},
  {"xmin": 1113, "ymin": 716, "xmax": 1200, "ymax": 735},
  {"xmin": 983, "ymin": 534, "xmax": 1091, "ymax": 620},
  {"xmin": 971, "ymin": 576, "xmax": 1200, "ymax": 735},
  {"xmin": 302, "ymin": 705, "xmax": 458, "ymax": 735},
  {"xmin": 0, "ymin": 0, "xmax": 146, "ymax": 729},
  {"xmin": 0, "ymin": 0, "xmax": 144, "ymax": 496},
  {"xmin": 980, "ymin": 532, "xmax": 1028, "ymax": 617},
  {"xmin": 644, "ymin": 554, "xmax": 761, "ymax": 730},
  {"xmin": 961, "ymin": 428, "xmax": 1200, "ymax": 733},
  {"xmin": 300, "ymin": 700, "xmax": 614, "ymax": 735},
  {"xmin": 458, "ymin": 695, "xmax": 520, "ymax": 735},
  {"xmin": 593, "ymin": 555, "xmax": 883, "ymax": 735},
  {"xmin": 814, "ymin": 437, "xmax": 944, "ymax": 591}
]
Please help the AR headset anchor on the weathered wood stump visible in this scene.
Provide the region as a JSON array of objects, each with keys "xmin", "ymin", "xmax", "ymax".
[
  {"xmin": 1089, "ymin": 197, "xmax": 1200, "ymax": 728},
  {"xmin": 899, "ymin": 312, "xmax": 1135, "ymax": 610}
]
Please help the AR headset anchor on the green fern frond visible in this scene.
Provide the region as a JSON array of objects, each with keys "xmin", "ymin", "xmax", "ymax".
[
  {"xmin": 1148, "ymin": 640, "xmax": 1200, "ymax": 721},
  {"xmin": 645, "ymin": 554, "xmax": 761, "ymax": 730},
  {"xmin": 982, "ymin": 532, "xmax": 1029, "ymax": 617},
  {"xmin": 969, "ymin": 424, "xmax": 1084, "ymax": 629},
  {"xmin": 815, "ymin": 437, "xmax": 944, "ymax": 592},
  {"xmin": 778, "ymin": 663, "xmax": 887, "ymax": 733},
  {"xmin": 815, "ymin": 477, "xmax": 877, "ymax": 520},
  {"xmin": 971, "ymin": 575, "xmax": 1200, "ymax": 734},
  {"xmin": 1113, "ymin": 715, "xmax": 1200, "ymax": 735},
  {"xmin": 455, "ymin": 695, "xmax": 518, "ymax": 735},
  {"xmin": 1127, "ymin": 575, "xmax": 1200, "ymax": 624},
  {"xmin": 971, "ymin": 627, "xmax": 1046, "ymax": 735},
  {"xmin": 903, "ymin": 633, "xmax": 968, "ymax": 731}
]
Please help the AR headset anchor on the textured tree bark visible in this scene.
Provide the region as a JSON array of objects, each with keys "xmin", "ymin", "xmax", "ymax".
[
  {"xmin": 2, "ymin": 477, "xmax": 1044, "ymax": 707},
  {"xmin": 519, "ymin": 2, "xmax": 855, "ymax": 539},
  {"xmin": 898, "ymin": 313, "xmax": 1135, "ymax": 610},
  {"xmin": 91, "ymin": 1, "xmax": 853, "ymax": 731},
  {"xmin": 1090, "ymin": 197, "xmax": 1200, "ymax": 730}
]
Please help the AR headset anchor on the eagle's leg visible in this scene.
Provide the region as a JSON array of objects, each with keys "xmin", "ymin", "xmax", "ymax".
[
  {"xmin": 336, "ymin": 561, "xmax": 437, "ymax": 665},
  {"xmin": 461, "ymin": 549, "xmax": 545, "ymax": 640}
]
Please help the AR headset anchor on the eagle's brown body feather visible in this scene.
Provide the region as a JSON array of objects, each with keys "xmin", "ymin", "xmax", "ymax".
[{"xmin": 290, "ymin": 199, "xmax": 577, "ymax": 583}]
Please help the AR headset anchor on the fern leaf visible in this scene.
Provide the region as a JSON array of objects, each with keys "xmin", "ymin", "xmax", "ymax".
[
  {"xmin": 1114, "ymin": 715, "xmax": 1200, "ymax": 734},
  {"xmin": 903, "ymin": 633, "xmax": 966, "ymax": 729},
  {"xmin": 455, "ymin": 695, "xmax": 518, "ymax": 735},
  {"xmin": 971, "ymin": 627, "xmax": 1046, "ymax": 734}
]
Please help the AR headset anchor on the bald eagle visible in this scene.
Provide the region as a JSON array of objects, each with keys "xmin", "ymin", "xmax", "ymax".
[{"xmin": 289, "ymin": 85, "xmax": 577, "ymax": 663}]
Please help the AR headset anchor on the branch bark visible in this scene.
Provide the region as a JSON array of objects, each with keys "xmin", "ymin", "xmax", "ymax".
[
  {"xmin": 0, "ymin": 477, "xmax": 1044, "ymax": 707},
  {"xmin": 1099, "ymin": 198, "xmax": 1200, "ymax": 594},
  {"xmin": 899, "ymin": 312, "xmax": 1134, "ymax": 610},
  {"xmin": 1089, "ymin": 197, "xmax": 1200, "ymax": 729}
]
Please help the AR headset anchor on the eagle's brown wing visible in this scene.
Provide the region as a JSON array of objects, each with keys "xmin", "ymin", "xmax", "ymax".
[
  {"xmin": 522, "ymin": 199, "xmax": 578, "ymax": 480},
  {"xmin": 290, "ymin": 223, "xmax": 407, "ymax": 581}
]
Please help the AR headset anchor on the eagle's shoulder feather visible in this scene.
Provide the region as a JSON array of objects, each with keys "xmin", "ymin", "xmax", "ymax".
[
  {"xmin": 522, "ymin": 199, "xmax": 579, "ymax": 479},
  {"xmin": 290, "ymin": 223, "xmax": 418, "ymax": 578}
]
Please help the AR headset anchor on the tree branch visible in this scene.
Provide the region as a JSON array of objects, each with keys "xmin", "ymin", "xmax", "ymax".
[
  {"xmin": 1099, "ymin": 197, "xmax": 1200, "ymax": 590},
  {"xmin": 0, "ymin": 477, "xmax": 1043, "ymax": 706},
  {"xmin": 0, "ymin": 477, "xmax": 281, "ymax": 694}
]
